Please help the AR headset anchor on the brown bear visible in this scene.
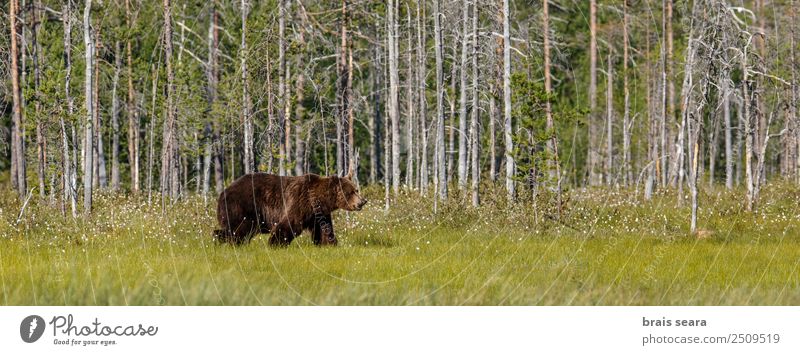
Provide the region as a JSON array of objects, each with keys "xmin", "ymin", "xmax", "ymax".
[{"xmin": 214, "ymin": 172, "xmax": 367, "ymax": 246}]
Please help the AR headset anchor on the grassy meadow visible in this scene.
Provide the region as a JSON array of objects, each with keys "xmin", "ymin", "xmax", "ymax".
[{"xmin": 0, "ymin": 182, "xmax": 798, "ymax": 305}]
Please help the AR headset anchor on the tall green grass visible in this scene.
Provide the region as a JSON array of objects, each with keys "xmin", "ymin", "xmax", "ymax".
[{"xmin": 0, "ymin": 182, "xmax": 798, "ymax": 305}]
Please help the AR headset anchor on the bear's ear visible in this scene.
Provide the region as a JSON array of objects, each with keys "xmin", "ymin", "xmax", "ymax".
[{"xmin": 344, "ymin": 169, "xmax": 353, "ymax": 180}]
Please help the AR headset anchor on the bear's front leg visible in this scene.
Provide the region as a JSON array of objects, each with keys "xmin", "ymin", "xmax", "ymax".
[
  {"xmin": 313, "ymin": 214, "xmax": 337, "ymax": 246},
  {"xmin": 268, "ymin": 221, "xmax": 298, "ymax": 247}
]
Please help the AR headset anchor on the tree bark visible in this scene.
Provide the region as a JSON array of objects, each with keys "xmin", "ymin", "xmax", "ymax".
[
  {"xmin": 622, "ymin": 0, "xmax": 631, "ymax": 186},
  {"xmin": 294, "ymin": 18, "xmax": 306, "ymax": 176},
  {"xmin": 723, "ymin": 77, "xmax": 733, "ymax": 189},
  {"xmin": 663, "ymin": 0, "xmax": 673, "ymax": 187},
  {"xmin": 588, "ymin": 0, "xmax": 599, "ymax": 186},
  {"xmin": 457, "ymin": 0, "xmax": 470, "ymax": 190},
  {"xmin": 417, "ymin": 1, "xmax": 428, "ymax": 193},
  {"xmin": 241, "ymin": 0, "xmax": 253, "ymax": 174},
  {"xmin": 406, "ymin": 5, "xmax": 415, "ymax": 188},
  {"xmin": 33, "ymin": 0, "xmax": 45, "ymax": 198},
  {"xmin": 470, "ymin": 0, "xmax": 479, "ymax": 207},
  {"xmin": 544, "ymin": 0, "xmax": 561, "ymax": 213},
  {"xmin": 62, "ymin": 0, "xmax": 77, "ymax": 216},
  {"xmin": 503, "ymin": 0, "xmax": 514, "ymax": 200},
  {"xmin": 605, "ymin": 53, "xmax": 614, "ymax": 185},
  {"xmin": 94, "ymin": 34, "xmax": 107, "ymax": 190},
  {"xmin": 10, "ymin": 0, "xmax": 27, "ymax": 197},
  {"xmin": 388, "ymin": 0, "xmax": 400, "ymax": 194},
  {"xmin": 160, "ymin": 0, "xmax": 178, "ymax": 199},
  {"xmin": 82, "ymin": 0, "xmax": 94, "ymax": 213},
  {"xmin": 433, "ymin": 0, "xmax": 447, "ymax": 202},
  {"xmin": 111, "ymin": 41, "xmax": 122, "ymax": 191}
]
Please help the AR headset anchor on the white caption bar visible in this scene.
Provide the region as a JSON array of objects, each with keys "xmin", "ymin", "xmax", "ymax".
[{"xmin": 0, "ymin": 306, "xmax": 797, "ymax": 354}]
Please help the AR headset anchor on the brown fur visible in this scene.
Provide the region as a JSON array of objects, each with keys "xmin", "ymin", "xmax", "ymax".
[{"xmin": 214, "ymin": 173, "xmax": 366, "ymax": 246}]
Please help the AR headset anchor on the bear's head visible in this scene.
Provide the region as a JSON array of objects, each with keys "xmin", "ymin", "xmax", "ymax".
[{"xmin": 332, "ymin": 172, "xmax": 367, "ymax": 211}]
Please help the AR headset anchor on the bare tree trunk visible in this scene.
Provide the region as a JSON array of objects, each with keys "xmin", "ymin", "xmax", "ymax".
[
  {"xmin": 543, "ymin": 0, "xmax": 561, "ymax": 214},
  {"xmin": 347, "ymin": 43, "xmax": 354, "ymax": 175},
  {"xmin": 644, "ymin": 27, "xmax": 655, "ymax": 200},
  {"xmin": 9, "ymin": 0, "xmax": 21, "ymax": 195},
  {"xmin": 663, "ymin": 0, "xmax": 673, "ymax": 188},
  {"xmin": 417, "ymin": 1, "xmax": 428, "ymax": 193},
  {"xmin": 241, "ymin": 0, "xmax": 253, "ymax": 174},
  {"xmin": 94, "ymin": 37, "xmax": 107, "ymax": 190},
  {"xmin": 470, "ymin": 0, "xmax": 479, "ymax": 206},
  {"xmin": 622, "ymin": 0, "xmax": 631, "ymax": 186},
  {"xmin": 490, "ymin": 6, "xmax": 501, "ymax": 183},
  {"xmin": 723, "ymin": 77, "xmax": 733, "ymax": 189},
  {"xmin": 294, "ymin": 18, "xmax": 306, "ymax": 176},
  {"xmin": 792, "ymin": 0, "xmax": 799, "ymax": 185},
  {"xmin": 606, "ymin": 53, "xmax": 614, "ymax": 185},
  {"xmin": 457, "ymin": 0, "xmax": 470, "ymax": 190},
  {"xmin": 203, "ymin": 4, "xmax": 217, "ymax": 196},
  {"xmin": 10, "ymin": 0, "xmax": 27, "ymax": 197},
  {"xmin": 278, "ymin": 0, "xmax": 287, "ymax": 176},
  {"xmin": 503, "ymin": 0, "xmax": 514, "ymax": 200},
  {"xmin": 406, "ymin": 5, "xmax": 415, "ymax": 188},
  {"xmin": 675, "ymin": 15, "xmax": 694, "ymax": 206},
  {"xmin": 62, "ymin": 0, "xmax": 77, "ymax": 216},
  {"xmin": 388, "ymin": 0, "xmax": 400, "ymax": 194},
  {"xmin": 161, "ymin": 0, "xmax": 178, "ymax": 199},
  {"xmin": 294, "ymin": 77, "xmax": 306, "ymax": 176},
  {"xmin": 147, "ymin": 64, "xmax": 158, "ymax": 203},
  {"xmin": 111, "ymin": 41, "xmax": 122, "ymax": 191},
  {"xmin": 384, "ymin": 41, "xmax": 391, "ymax": 209},
  {"xmin": 708, "ymin": 105, "xmax": 719, "ymax": 189},
  {"xmin": 433, "ymin": 0, "xmax": 447, "ymax": 203},
  {"xmin": 588, "ymin": 0, "xmax": 599, "ymax": 186},
  {"xmin": 337, "ymin": 0, "xmax": 352, "ymax": 175},
  {"xmin": 82, "ymin": 0, "xmax": 94, "ymax": 212},
  {"xmin": 33, "ymin": 0, "xmax": 45, "ymax": 198},
  {"xmin": 369, "ymin": 39, "xmax": 382, "ymax": 184},
  {"xmin": 126, "ymin": 0, "xmax": 139, "ymax": 194},
  {"xmin": 743, "ymin": 56, "xmax": 755, "ymax": 211}
]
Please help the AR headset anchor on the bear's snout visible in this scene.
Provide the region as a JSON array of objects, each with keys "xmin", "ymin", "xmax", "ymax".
[{"xmin": 356, "ymin": 198, "xmax": 368, "ymax": 210}]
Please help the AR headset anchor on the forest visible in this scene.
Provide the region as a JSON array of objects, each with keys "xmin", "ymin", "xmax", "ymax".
[{"xmin": 0, "ymin": 0, "xmax": 799, "ymax": 306}]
